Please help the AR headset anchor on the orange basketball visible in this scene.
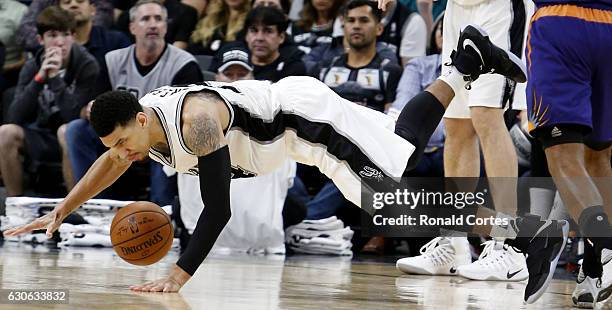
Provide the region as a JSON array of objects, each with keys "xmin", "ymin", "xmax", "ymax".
[{"xmin": 110, "ymin": 201, "xmax": 174, "ymax": 266}]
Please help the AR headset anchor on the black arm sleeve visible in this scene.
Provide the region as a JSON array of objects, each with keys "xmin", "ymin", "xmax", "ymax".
[{"xmin": 176, "ymin": 146, "xmax": 232, "ymax": 275}]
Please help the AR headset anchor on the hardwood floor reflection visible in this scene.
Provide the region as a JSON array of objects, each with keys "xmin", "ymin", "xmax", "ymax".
[{"xmin": 0, "ymin": 243, "xmax": 577, "ymax": 309}]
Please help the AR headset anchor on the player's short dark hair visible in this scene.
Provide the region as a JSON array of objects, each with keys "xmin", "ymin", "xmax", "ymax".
[
  {"xmin": 91, "ymin": 91, "xmax": 143, "ymax": 138},
  {"xmin": 244, "ymin": 6, "xmax": 289, "ymax": 33},
  {"xmin": 36, "ymin": 6, "xmax": 76, "ymax": 36},
  {"xmin": 343, "ymin": 0, "xmax": 383, "ymax": 22}
]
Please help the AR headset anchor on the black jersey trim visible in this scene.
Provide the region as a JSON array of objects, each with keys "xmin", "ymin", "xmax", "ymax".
[
  {"xmin": 175, "ymin": 90, "xmax": 197, "ymax": 156},
  {"xmin": 150, "ymin": 106, "xmax": 176, "ymax": 168}
]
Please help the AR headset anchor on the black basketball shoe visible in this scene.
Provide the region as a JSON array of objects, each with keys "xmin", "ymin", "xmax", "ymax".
[
  {"xmin": 448, "ymin": 24, "xmax": 527, "ymax": 88},
  {"xmin": 505, "ymin": 214, "xmax": 569, "ymax": 304}
]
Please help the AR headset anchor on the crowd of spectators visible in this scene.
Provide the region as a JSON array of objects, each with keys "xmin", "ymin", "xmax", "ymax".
[{"xmin": 0, "ymin": 0, "xmax": 531, "ymax": 255}]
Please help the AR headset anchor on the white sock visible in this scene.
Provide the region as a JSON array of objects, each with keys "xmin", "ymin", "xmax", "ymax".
[{"xmin": 438, "ymin": 66, "xmax": 468, "ymax": 94}]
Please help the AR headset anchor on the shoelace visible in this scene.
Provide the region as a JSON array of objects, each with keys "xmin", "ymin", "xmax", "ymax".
[
  {"xmin": 475, "ymin": 241, "xmax": 511, "ymax": 270},
  {"xmin": 419, "ymin": 237, "xmax": 454, "ymax": 266}
]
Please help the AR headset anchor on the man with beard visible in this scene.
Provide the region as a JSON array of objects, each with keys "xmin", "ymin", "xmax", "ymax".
[
  {"xmin": 314, "ymin": 0, "xmax": 402, "ymax": 112},
  {"xmin": 243, "ymin": 6, "xmax": 306, "ymax": 82}
]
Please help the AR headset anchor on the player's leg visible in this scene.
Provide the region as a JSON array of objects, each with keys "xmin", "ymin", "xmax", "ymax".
[
  {"xmin": 584, "ymin": 144, "xmax": 612, "ymax": 215},
  {"xmin": 396, "ymin": 4, "xmax": 478, "ymax": 276},
  {"xmin": 470, "ymin": 0, "xmax": 524, "ymax": 218},
  {"xmin": 520, "ymin": 5, "xmax": 612, "ymax": 304},
  {"xmin": 573, "ymin": 82, "xmax": 612, "ymax": 309},
  {"xmin": 571, "ymin": 17, "xmax": 612, "ymax": 306},
  {"xmin": 545, "ymin": 143, "xmax": 604, "ymax": 222},
  {"xmin": 466, "ymin": 0, "xmax": 529, "ymax": 220},
  {"xmin": 471, "ymin": 107, "xmax": 518, "ymax": 217},
  {"xmin": 397, "ymin": 3, "xmax": 528, "ymax": 276}
]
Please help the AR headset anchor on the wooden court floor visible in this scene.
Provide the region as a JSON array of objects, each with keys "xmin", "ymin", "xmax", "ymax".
[{"xmin": 0, "ymin": 242, "xmax": 581, "ymax": 309}]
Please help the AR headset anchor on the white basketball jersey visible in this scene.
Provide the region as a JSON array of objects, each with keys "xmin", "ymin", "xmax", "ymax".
[
  {"xmin": 139, "ymin": 77, "xmax": 415, "ymax": 207},
  {"xmin": 139, "ymin": 80, "xmax": 284, "ymax": 178}
]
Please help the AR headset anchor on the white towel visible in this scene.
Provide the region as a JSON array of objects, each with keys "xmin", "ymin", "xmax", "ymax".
[
  {"xmin": 301, "ymin": 216, "xmax": 338, "ymax": 225},
  {"xmin": 290, "ymin": 246, "xmax": 353, "ymax": 256},
  {"xmin": 5, "ymin": 197, "xmax": 132, "ymax": 210},
  {"xmin": 286, "ymin": 217, "xmax": 354, "ymax": 256},
  {"xmin": 59, "ymin": 232, "xmax": 112, "ymax": 247},
  {"xmin": 289, "ymin": 219, "xmax": 344, "ymax": 231},
  {"xmin": 286, "ymin": 226, "xmax": 353, "ymax": 242},
  {"xmin": 59, "ymin": 223, "xmax": 111, "ymax": 236}
]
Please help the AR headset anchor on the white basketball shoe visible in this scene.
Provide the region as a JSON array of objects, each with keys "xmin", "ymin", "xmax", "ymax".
[
  {"xmin": 573, "ymin": 249, "xmax": 612, "ymax": 308},
  {"xmin": 396, "ymin": 237, "xmax": 471, "ymax": 275},
  {"xmin": 457, "ymin": 239, "xmax": 528, "ymax": 281}
]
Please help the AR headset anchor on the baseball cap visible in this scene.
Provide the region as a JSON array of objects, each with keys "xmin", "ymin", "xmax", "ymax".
[{"xmin": 217, "ymin": 45, "xmax": 253, "ymax": 73}]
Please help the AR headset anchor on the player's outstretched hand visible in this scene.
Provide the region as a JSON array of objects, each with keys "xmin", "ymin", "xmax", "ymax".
[
  {"xmin": 129, "ymin": 265, "xmax": 191, "ymax": 293},
  {"xmin": 3, "ymin": 208, "xmax": 66, "ymax": 238}
]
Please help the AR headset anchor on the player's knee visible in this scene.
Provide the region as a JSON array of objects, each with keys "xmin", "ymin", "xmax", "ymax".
[
  {"xmin": 471, "ymin": 107, "xmax": 506, "ymax": 138},
  {"xmin": 445, "ymin": 118, "xmax": 476, "ymax": 144}
]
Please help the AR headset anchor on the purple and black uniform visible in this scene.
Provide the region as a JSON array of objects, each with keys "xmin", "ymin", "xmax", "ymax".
[{"xmin": 526, "ymin": 1, "xmax": 612, "ymax": 143}]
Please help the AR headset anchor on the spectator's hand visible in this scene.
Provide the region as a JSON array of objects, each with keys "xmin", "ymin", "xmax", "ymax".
[
  {"xmin": 375, "ymin": 0, "xmax": 395, "ymax": 11},
  {"xmin": 39, "ymin": 47, "xmax": 63, "ymax": 79}
]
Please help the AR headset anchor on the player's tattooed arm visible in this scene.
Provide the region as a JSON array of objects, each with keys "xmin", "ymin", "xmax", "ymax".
[{"xmin": 183, "ymin": 110, "xmax": 227, "ymax": 157}]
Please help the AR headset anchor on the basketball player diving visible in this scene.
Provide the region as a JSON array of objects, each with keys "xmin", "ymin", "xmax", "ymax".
[{"xmin": 3, "ymin": 10, "xmax": 567, "ymax": 305}]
